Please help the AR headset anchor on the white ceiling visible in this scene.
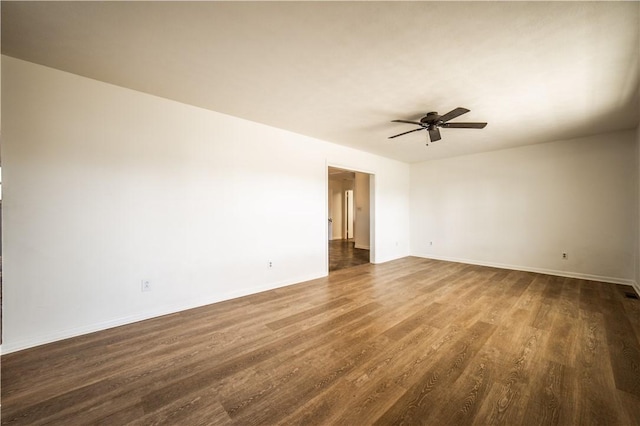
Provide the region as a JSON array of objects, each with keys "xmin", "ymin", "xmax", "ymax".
[{"xmin": 2, "ymin": 1, "xmax": 639, "ymax": 163}]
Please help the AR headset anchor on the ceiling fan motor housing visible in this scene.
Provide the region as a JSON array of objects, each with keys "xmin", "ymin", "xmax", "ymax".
[{"xmin": 420, "ymin": 112, "xmax": 441, "ymax": 126}]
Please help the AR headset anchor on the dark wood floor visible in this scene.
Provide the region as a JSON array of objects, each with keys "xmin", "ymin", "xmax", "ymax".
[
  {"xmin": 329, "ymin": 238, "xmax": 369, "ymax": 272},
  {"xmin": 2, "ymin": 257, "xmax": 640, "ymax": 425}
]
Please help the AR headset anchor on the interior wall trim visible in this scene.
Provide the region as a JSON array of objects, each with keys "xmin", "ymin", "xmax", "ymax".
[
  {"xmin": 413, "ymin": 253, "xmax": 636, "ymax": 287},
  {"xmin": 0, "ymin": 271, "xmax": 326, "ymax": 355}
]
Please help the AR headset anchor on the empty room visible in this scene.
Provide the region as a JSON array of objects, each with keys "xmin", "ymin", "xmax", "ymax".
[{"xmin": 1, "ymin": 1, "xmax": 639, "ymax": 425}]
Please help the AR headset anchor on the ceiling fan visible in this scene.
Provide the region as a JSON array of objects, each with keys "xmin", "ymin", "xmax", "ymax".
[{"xmin": 389, "ymin": 107, "xmax": 487, "ymax": 145}]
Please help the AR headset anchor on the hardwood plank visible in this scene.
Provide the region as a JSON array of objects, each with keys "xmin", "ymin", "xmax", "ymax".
[
  {"xmin": 618, "ymin": 390, "xmax": 640, "ymax": 425},
  {"xmin": 329, "ymin": 238, "xmax": 370, "ymax": 272},
  {"xmin": 140, "ymin": 302, "xmax": 384, "ymax": 413},
  {"xmin": 522, "ymin": 360, "xmax": 570, "ymax": 425},
  {"xmin": 570, "ymin": 309, "xmax": 630, "ymax": 425},
  {"xmin": 217, "ymin": 311, "xmax": 397, "ymax": 421},
  {"xmin": 556, "ymin": 280, "xmax": 581, "ymax": 320},
  {"xmin": 621, "ymin": 289, "xmax": 640, "ymax": 339},
  {"xmin": 531, "ymin": 302, "xmax": 555, "ymax": 331},
  {"xmin": 541, "ymin": 274, "xmax": 564, "ymax": 301},
  {"xmin": 504, "ymin": 272, "xmax": 535, "ymax": 298},
  {"xmin": 374, "ymin": 320, "xmax": 496, "ymax": 425},
  {"xmin": 600, "ymin": 298, "xmax": 640, "ymax": 398},
  {"xmin": 473, "ymin": 325, "xmax": 545, "ymax": 425},
  {"xmin": 3, "ymin": 257, "xmax": 639, "ymax": 425},
  {"xmin": 579, "ymin": 280, "xmax": 603, "ymax": 313},
  {"xmin": 382, "ymin": 302, "xmax": 445, "ymax": 341},
  {"xmin": 513, "ymin": 274, "xmax": 548, "ymax": 312},
  {"xmin": 541, "ymin": 304, "xmax": 579, "ymax": 367},
  {"xmin": 130, "ymin": 395, "xmax": 232, "ymax": 426},
  {"xmin": 421, "ymin": 344, "xmax": 502, "ymax": 425},
  {"xmin": 265, "ymin": 297, "xmax": 352, "ymax": 330},
  {"xmin": 274, "ymin": 324, "xmax": 438, "ymax": 424}
]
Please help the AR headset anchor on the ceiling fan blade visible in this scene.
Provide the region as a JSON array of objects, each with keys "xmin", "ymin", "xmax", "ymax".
[
  {"xmin": 428, "ymin": 127, "xmax": 441, "ymax": 142},
  {"xmin": 388, "ymin": 127, "xmax": 426, "ymax": 139},
  {"xmin": 442, "ymin": 122, "xmax": 487, "ymax": 129},
  {"xmin": 439, "ymin": 107, "xmax": 470, "ymax": 123},
  {"xmin": 391, "ymin": 120, "xmax": 423, "ymax": 126}
]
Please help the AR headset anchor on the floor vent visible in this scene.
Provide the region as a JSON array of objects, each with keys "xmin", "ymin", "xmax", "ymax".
[{"xmin": 624, "ymin": 292, "xmax": 639, "ymax": 300}]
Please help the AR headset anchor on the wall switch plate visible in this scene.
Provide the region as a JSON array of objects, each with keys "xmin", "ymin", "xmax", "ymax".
[{"xmin": 141, "ymin": 280, "xmax": 152, "ymax": 292}]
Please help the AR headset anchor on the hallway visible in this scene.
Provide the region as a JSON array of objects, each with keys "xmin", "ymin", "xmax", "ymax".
[{"xmin": 329, "ymin": 239, "xmax": 369, "ymax": 272}]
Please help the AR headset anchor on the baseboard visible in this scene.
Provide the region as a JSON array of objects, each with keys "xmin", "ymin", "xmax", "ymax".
[
  {"xmin": 413, "ymin": 253, "xmax": 636, "ymax": 286},
  {"xmin": 1, "ymin": 272, "xmax": 326, "ymax": 355},
  {"xmin": 354, "ymin": 244, "xmax": 370, "ymax": 250}
]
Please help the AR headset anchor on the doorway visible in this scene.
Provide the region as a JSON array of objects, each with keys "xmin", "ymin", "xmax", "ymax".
[{"xmin": 328, "ymin": 167, "xmax": 371, "ymax": 272}]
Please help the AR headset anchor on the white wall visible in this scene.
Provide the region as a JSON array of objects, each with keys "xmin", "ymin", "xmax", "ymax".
[
  {"xmin": 1, "ymin": 56, "xmax": 410, "ymax": 353},
  {"xmin": 411, "ymin": 130, "xmax": 637, "ymax": 284},
  {"xmin": 636, "ymin": 125, "xmax": 640, "ymax": 294},
  {"xmin": 354, "ymin": 172, "xmax": 370, "ymax": 250}
]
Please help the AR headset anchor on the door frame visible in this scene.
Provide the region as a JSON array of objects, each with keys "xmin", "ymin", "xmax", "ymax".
[{"xmin": 326, "ymin": 162, "xmax": 375, "ymax": 274}]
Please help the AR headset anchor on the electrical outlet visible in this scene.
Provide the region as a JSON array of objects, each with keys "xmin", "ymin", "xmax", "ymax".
[
  {"xmin": 268, "ymin": 261, "xmax": 273, "ymax": 268},
  {"xmin": 562, "ymin": 252, "xmax": 568, "ymax": 260},
  {"xmin": 141, "ymin": 280, "xmax": 152, "ymax": 292}
]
